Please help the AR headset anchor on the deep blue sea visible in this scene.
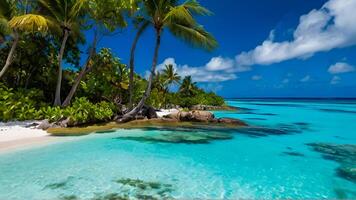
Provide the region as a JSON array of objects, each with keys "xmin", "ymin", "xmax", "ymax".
[{"xmin": 0, "ymin": 99, "xmax": 355, "ymax": 199}]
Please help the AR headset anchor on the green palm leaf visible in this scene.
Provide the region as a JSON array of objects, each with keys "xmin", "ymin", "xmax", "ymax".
[{"xmin": 9, "ymin": 14, "xmax": 49, "ymax": 33}]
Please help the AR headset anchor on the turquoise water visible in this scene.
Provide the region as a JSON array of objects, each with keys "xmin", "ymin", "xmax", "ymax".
[{"xmin": 0, "ymin": 99, "xmax": 356, "ymax": 199}]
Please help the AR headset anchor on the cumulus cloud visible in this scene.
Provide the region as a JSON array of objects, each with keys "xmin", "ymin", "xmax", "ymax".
[
  {"xmin": 156, "ymin": 58, "xmax": 238, "ymax": 83},
  {"xmin": 205, "ymin": 56, "xmax": 234, "ymax": 71},
  {"xmin": 328, "ymin": 62, "xmax": 355, "ymax": 74},
  {"xmin": 235, "ymin": 0, "xmax": 356, "ymax": 66},
  {"xmin": 300, "ymin": 75, "xmax": 311, "ymax": 82},
  {"xmin": 331, "ymin": 76, "xmax": 341, "ymax": 84},
  {"xmin": 252, "ymin": 75, "xmax": 262, "ymax": 81}
]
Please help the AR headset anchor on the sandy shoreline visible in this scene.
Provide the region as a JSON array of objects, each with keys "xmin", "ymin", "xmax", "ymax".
[
  {"xmin": 0, "ymin": 121, "xmax": 64, "ymax": 154},
  {"xmin": 0, "ymin": 109, "xmax": 178, "ymax": 154}
]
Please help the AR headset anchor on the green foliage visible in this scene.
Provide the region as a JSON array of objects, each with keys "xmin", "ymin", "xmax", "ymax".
[
  {"xmin": 80, "ymin": 48, "xmax": 129, "ymax": 103},
  {"xmin": 147, "ymin": 75, "xmax": 225, "ymax": 109},
  {"xmin": 0, "ymin": 84, "xmax": 115, "ymax": 124},
  {"xmin": 37, "ymin": 97, "xmax": 116, "ymax": 125},
  {"xmin": 0, "ymin": 83, "xmax": 46, "ymax": 121}
]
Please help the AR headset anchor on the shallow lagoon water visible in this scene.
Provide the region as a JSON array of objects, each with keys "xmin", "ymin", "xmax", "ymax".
[{"xmin": 0, "ymin": 99, "xmax": 356, "ymax": 199}]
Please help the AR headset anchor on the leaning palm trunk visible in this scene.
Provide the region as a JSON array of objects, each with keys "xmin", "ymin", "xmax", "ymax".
[
  {"xmin": 121, "ymin": 29, "xmax": 161, "ymax": 122},
  {"xmin": 0, "ymin": 32, "xmax": 19, "ymax": 79},
  {"xmin": 128, "ymin": 22, "xmax": 149, "ymax": 109},
  {"xmin": 54, "ymin": 29, "xmax": 70, "ymax": 106},
  {"xmin": 62, "ymin": 33, "xmax": 98, "ymax": 107}
]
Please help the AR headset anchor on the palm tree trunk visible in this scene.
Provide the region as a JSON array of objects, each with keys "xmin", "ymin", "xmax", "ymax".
[
  {"xmin": 121, "ymin": 28, "xmax": 161, "ymax": 122},
  {"xmin": 128, "ymin": 21, "xmax": 149, "ymax": 109},
  {"xmin": 0, "ymin": 32, "xmax": 19, "ymax": 79},
  {"xmin": 62, "ymin": 32, "xmax": 98, "ymax": 107},
  {"xmin": 54, "ymin": 29, "xmax": 70, "ymax": 106}
]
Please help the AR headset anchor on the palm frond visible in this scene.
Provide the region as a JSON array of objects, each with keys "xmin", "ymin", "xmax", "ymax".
[
  {"xmin": 168, "ymin": 23, "xmax": 217, "ymax": 51},
  {"xmin": 182, "ymin": 0, "xmax": 212, "ymax": 16},
  {"xmin": 8, "ymin": 14, "xmax": 49, "ymax": 33},
  {"xmin": 164, "ymin": 5, "xmax": 192, "ymax": 24}
]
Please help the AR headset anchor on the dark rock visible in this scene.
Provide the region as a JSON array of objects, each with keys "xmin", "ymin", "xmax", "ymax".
[
  {"xmin": 37, "ymin": 119, "xmax": 52, "ymax": 130},
  {"xmin": 165, "ymin": 110, "xmax": 215, "ymax": 122},
  {"xmin": 218, "ymin": 117, "xmax": 248, "ymax": 126},
  {"xmin": 189, "ymin": 105, "xmax": 237, "ymax": 111},
  {"xmin": 165, "ymin": 110, "xmax": 247, "ymax": 126},
  {"xmin": 25, "ymin": 122, "xmax": 39, "ymax": 128},
  {"xmin": 58, "ymin": 118, "xmax": 71, "ymax": 127},
  {"xmin": 142, "ymin": 105, "xmax": 158, "ymax": 119}
]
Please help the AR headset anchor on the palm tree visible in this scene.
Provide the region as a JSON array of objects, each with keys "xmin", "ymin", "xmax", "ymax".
[
  {"xmin": 128, "ymin": 18, "xmax": 150, "ymax": 109},
  {"xmin": 162, "ymin": 64, "xmax": 180, "ymax": 87},
  {"xmin": 122, "ymin": 0, "xmax": 217, "ymax": 121},
  {"xmin": 38, "ymin": 0, "xmax": 87, "ymax": 106},
  {"xmin": 0, "ymin": 0, "xmax": 48, "ymax": 79},
  {"xmin": 62, "ymin": 0, "xmax": 131, "ymax": 107},
  {"xmin": 179, "ymin": 76, "xmax": 197, "ymax": 96}
]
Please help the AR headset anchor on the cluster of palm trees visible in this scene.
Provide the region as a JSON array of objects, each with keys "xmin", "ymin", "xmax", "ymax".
[{"xmin": 0, "ymin": 0, "xmax": 217, "ymax": 120}]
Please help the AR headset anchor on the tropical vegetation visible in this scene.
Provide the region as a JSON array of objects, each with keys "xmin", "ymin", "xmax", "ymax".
[{"xmin": 0, "ymin": 0, "xmax": 224, "ymax": 125}]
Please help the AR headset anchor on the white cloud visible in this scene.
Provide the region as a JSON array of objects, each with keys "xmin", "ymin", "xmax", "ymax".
[
  {"xmin": 235, "ymin": 0, "xmax": 356, "ymax": 67},
  {"xmin": 282, "ymin": 78, "xmax": 290, "ymax": 84},
  {"xmin": 205, "ymin": 56, "xmax": 234, "ymax": 71},
  {"xmin": 156, "ymin": 58, "xmax": 238, "ymax": 83},
  {"xmin": 328, "ymin": 62, "xmax": 355, "ymax": 74},
  {"xmin": 331, "ymin": 76, "xmax": 341, "ymax": 84},
  {"xmin": 300, "ymin": 75, "xmax": 311, "ymax": 82},
  {"xmin": 252, "ymin": 75, "xmax": 262, "ymax": 81}
]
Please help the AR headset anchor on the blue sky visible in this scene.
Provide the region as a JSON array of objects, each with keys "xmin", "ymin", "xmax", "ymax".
[{"xmin": 84, "ymin": 0, "xmax": 356, "ymax": 98}]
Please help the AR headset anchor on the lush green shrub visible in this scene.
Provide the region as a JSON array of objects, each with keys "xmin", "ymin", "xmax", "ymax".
[
  {"xmin": 37, "ymin": 97, "xmax": 116, "ymax": 125},
  {"xmin": 0, "ymin": 86, "xmax": 116, "ymax": 124},
  {"xmin": 0, "ymin": 84, "xmax": 47, "ymax": 121}
]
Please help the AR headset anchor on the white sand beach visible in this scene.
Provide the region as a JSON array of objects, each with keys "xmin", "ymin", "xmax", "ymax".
[
  {"xmin": 156, "ymin": 109, "xmax": 179, "ymax": 118},
  {"xmin": 0, "ymin": 121, "xmax": 59, "ymax": 154}
]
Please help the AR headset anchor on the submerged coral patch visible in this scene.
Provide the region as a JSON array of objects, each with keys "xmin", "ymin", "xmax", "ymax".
[
  {"xmin": 59, "ymin": 195, "xmax": 78, "ymax": 200},
  {"xmin": 116, "ymin": 131, "xmax": 232, "ymax": 144},
  {"xmin": 92, "ymin": 193, "xmax": 129, "ymax": 200},
  {"xmin": 44, "ymin": 181, "xmax": 68, "ymax": 190},
  {"xmin": 246, "ymin": 118, "xmax": 267, "ymax": 121},
  {"xmin": 308, "ymin": 143, "xmax": 356, "ymax": 183},
  {"xmin": 114, "ymin": 178, "xmax": 174, "ymax": 199},
  {"xmin": 281, "ymin": 151, "xmax": 305, "ymax": 157}
]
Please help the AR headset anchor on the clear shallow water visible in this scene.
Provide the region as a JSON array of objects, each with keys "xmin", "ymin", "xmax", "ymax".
[{"xmin": 0, "ymin": 99, "xmax": 356, "ymax": 199}]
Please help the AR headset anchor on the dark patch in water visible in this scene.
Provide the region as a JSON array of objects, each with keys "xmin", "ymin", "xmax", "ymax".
[
  {"xmin": 293, "ymin": 122, "xmax": 310, "ymax": 126},
  {"xmin": 112, "ymin": 178, "xmax": 174, "ymax": 199},
  {"xmin": 319, "ymin": 108, "xmax": 356, "ymax": 114},
  {"xmin": 44, "ymin": 176, "xmax": 76, "ymax": 190},
  {"xmin": 246, "ymin": 118, "xmax": 267, "ymax": 121},
  {"xmin": 308, "ymin": 143, "xmax": 356, "ymax": 183},
  {"xmin": 59, "ymin": 195, "xmax": 78, "ymax": 200},
  {"xmin": 44, "ymin": 181, "xmax": 67, "ymax": 190},
  {"xmin": 115, "ymin": 131, "xmax": 232, "ymax": 144},
  {"xmin": 334, "ymin": 136, "xmax": 349, "ymax": 140},
  {"xmin": 235, "ymin": 122, "xmax": 309, "ymax": 138},
  {"xmin": 257, "ymin": 113, "xmax": 278, "ymax": 116},
  {"xmin": 281, "ymin": 151, "xmax": 305, "ymax": 157},
  {"xmin": 248, "ymin": 103, "xmax": 305, "ymax": 108},
  {"xmin": 235, "ymin": 127, "xmax": 290, "ymax": 137},
  {"xmin": 92, "ymin": 193, "xmax": 129, "ymax": 200}
]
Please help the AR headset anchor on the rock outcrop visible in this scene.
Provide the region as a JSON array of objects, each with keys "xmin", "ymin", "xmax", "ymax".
[
  {"xmin": 164, "ymin": 110, "xmax": 247, "ymax": 126},
  {"xmin": 189, "ymin": 105, "xmax": 237, "ymax": 111}
]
